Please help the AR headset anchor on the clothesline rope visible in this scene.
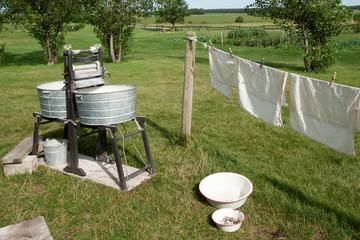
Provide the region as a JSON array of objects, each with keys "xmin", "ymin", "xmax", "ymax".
[{"xmin": 185, "ymin": 36, "xmax": 209, "ymax": 49}]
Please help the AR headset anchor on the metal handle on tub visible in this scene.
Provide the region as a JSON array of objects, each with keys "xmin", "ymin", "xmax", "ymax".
[
  {"xmin": 75, "ymin": 95, "xmax": 82, "ymax": 104},
  {"xmin": 43, "ymin": 91, "xmax": 51, "ymax": 99},
  {"xmin": 105, "ymin": 71, "xmax": 111, "ymax": 85}
]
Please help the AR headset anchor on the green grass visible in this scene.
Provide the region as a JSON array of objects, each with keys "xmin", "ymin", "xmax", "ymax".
[
  {"xmin": 139, "ymin": 13, "xmax": 274, "ymax": 27},
  {"xmin": 0, "ymin": 22, "xmax": 360, "ymax": 239}
]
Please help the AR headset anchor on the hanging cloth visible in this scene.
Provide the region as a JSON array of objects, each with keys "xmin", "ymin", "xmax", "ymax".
[
  {"xmin": 209, "ymin": 48, "xmax": 237, "ymax": 99},
  {"xmin": 290, "ymin": 73, "xmax": 360, "ymax": 155},
  {"xmin": 235, "ymin": 57, "xmax": 288, "ymax": 127}
]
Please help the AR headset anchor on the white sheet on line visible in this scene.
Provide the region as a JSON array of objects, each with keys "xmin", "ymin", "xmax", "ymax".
[
  {"xmin": 235, "ymin": 57, "xmax": 288, "ymax": 127},
  {"xmin": 209, "ymin": 48, "xmax": 237, "ymax": 99},
  {"xmin": 290, "ymin": 73, "xmax": 360, "ymax": 155}
]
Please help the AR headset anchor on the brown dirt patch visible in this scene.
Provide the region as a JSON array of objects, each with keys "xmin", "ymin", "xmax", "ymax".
[{"xmin": 250, "ymin": 227, "xmax": 287, "ymax": 239}]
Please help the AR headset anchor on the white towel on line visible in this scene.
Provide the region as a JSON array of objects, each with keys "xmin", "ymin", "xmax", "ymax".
[
  {"xmin": 209, "ymin": 48, "xmax": 237, "ymax": 99},
  {"xmin": 236, "ymin": 57, "xmax": 288, "ymax": 127},
  {"xmin": 290, "ymin": 73, "xmax": 360, "ymax": 155}
]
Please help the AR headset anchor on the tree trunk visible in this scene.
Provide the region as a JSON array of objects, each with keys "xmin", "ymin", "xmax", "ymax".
[
  {"xmin": 109, "ymin": 31, "xmax": 116, "ymax": 62},
  {"xmin": 115, "ymin": 26, "xmax": 122, "ymax": 63},
  {"xmin": 46, "ymin": 34, "xmax": 55, "ymax": 66},
  {"xmin": 108, "ymin": 0, "xmax": 117, "ymax": 62},
  {"xmin": 317, "ymin": 35, "xmax": 322, "ymax": 58},
  {"xmin": 172, "ymin": 23, "xmax": 175, "ymax": 31},
  {"xmin": 301, "ymin": 25, "xmax": 311, "ymax": 72}
]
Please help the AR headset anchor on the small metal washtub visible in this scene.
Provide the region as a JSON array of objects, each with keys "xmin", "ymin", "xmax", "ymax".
[
  {"xmin": 37, "ymin": 81, "xmax": 66, "ymax": 118},
  {"xmin": 75, "ymin": 85, "xmax": 136, "ymax": 126}
]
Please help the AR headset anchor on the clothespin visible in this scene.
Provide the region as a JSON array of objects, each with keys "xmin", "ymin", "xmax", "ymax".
[
  {"xmin": 330, "ymin": 72, "xmax": 336, "ymax": 89},
  {"xmin": 260, "ymin": 58, "xmax": 265, "ymax": 69},
  {"xmin": 229, "ymin": 48, "xmax": 233, "ymax": 59},
  {"xmin": 209, "ymin": 40, "xmax": 215, "ymax": 51}
]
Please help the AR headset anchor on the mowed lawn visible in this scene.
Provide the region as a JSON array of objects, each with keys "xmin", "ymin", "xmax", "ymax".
[{"xmin": 0, "ymin": 23, "xmax": 360, "ymax": 239}]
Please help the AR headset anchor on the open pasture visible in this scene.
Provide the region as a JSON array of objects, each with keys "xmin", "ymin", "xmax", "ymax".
[
  {"xmin": 139, "ymin": 13, "xmax": 274, "ymax": 27},
  {"xmin": 0, "ymin": 22, "xmax": 360, "ymax": 239}
]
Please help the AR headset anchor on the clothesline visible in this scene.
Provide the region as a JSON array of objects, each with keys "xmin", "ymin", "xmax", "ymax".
[
  {"xmin": 185, "ymin": 36, "xmax": 209, "ymax": 49},
  {"xmin": 207, "ymin": 45, "xmax": 360, "ymax": 156}
]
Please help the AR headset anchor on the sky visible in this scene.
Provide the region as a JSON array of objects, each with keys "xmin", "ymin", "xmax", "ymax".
[{"xmin": 186, "ymin": 0, "xmax": 360, "ymax": 9}]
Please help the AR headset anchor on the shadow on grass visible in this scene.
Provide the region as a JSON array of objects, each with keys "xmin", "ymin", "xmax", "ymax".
[
  {"xmin": 39, "ymin": 125, "xmax": 101, "ymax": 157},
  {"xmin": 265, "ymin": 61, "xmax": 305, "ymax": 73},
  {"xmin": 263, "ymin": 174, "xmax": 360, "ymax": 230},
  {"xmin": 4, "ymin": 50, "xmax": 115, "ymax": 66},
  {"xmin": 147, "ymin": 118, "xmax": 180, "ymax": 145},
  {"xmin": 207, "ymin": 213, "xmax": 218, "ymax": 229},
  {"xmin": 167, "ymin": 55, "xmax": 209, "ymax": 66},
  {"xmin": 192, "ymin": 183, "xmax": 208, "ymax": 205},
  {"xmin": 4, "ymin": 51, "xmax": 52, "ymax": 66},
  {"xmin": 200, "ymin": 138, "xmax": 360, "ymax": 230},
  {"xmin": 192, "ymin": 183, "xmax": 217, "ymax": 228}
]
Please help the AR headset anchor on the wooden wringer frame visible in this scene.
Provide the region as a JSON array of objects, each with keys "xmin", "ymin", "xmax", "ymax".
[{"xmin": 32, "ymin": 44, "xmax": 155, "ymax": 191}]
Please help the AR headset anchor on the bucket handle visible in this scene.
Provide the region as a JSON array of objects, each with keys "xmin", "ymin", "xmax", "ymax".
[
  {"xmin": 43, "ymin": 91, "xmax": 51, "ymax": 99},
  {"xmin": 76, "ymin": 95, "xmax": 82, "ymax": 104}
]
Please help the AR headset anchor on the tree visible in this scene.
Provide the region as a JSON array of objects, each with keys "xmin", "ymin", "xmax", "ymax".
[
  {"xmin": 0, "ymin": 0, "xmax": 6, "ymax": 66},
  {"xmin": 354, "ymin": 13, "xmax": 360, "ymax": 33},
  {"xmin": 155, "ymin": 0, "xmax": 190, "ymax": 31},
  {"xmin": 4, "ymin": 0, "xmax": 85, "ymax": 65},
  {"xmin": 246, "ymin": 0, "xmax": 351, "ymax": 72},
  {"xmin": 89, "ymin": 0, "xmax": 154, "ymax": 63},
  {"xmin": 189, "ymin": 8, "xmax": 205, "ymax": 15},
  {"xmin": 235, "ymin": 16, "xmax": 244, "ymax": 23}
]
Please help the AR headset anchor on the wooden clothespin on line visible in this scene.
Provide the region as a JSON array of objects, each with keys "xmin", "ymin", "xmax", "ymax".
[
  {"xmin": 260, "ymin": 58, "xmax": 265, "ymax": 69},
  {"xmin": 330, "ymin": 72, "xmax": 336, "ymax": 89},
  {"xmin": 209, "ymin": 40, "xmax": 215, "ymax": 51},
  {"xmin": 229, "ymin": 48, "xmax": 233, "ymax": 59}
]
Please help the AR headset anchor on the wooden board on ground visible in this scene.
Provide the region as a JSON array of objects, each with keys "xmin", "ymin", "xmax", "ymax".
[
  {"xmin": 0, "ymin": 216, "xmax": 53, "ymax": 240},
  {"xmin": 1, "ymin": 137, "xmax": 34, "ymax": 164},
  {"xmin": 39, "ymin": 154, "xmax": 154, "ymax": 191},
  {"xmin": 3, "ymin": 155, "xmax": 38, "ymax": 177}
]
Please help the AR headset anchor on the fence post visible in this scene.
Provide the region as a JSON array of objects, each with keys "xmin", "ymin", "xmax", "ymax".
[{"xmin": 181, "ymin": 31, "xmax": 196, "ymax": 139}]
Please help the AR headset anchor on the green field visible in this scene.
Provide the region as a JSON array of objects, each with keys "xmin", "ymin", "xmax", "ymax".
[
  {"xmin": 139, "ymin": 13, "xmax": 274, "ymax": 27},
  {"xmin": 1, "ymin": 19, "xmax": 360, "ymax": 239}
]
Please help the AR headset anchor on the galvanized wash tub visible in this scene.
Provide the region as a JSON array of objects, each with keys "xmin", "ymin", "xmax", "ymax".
[
  {"xmin": 74, "ymin": 85, "xmax": 136, "ymax": 125},
  {"xmin": 37, "ymin": 81, "xmax": 67, "ymax": 118}
]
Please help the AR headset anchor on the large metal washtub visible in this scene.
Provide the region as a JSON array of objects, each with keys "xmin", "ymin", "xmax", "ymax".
[
  {"xmin": 37, "ymin": 81, "xmax": 67, "ymax": 119},
  {"xmin": 74, "ymin": 85, "xmax": 136, "ymax": 126}
]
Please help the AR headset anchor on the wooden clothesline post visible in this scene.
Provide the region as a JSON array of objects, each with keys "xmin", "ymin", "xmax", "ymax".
[{"xmin": 181, "ymin": 31, "xmax": 196, "ymax": 139}]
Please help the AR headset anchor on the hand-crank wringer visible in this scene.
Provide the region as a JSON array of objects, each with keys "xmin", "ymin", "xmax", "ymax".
[{"xmin": 31, "ymin": 45, "xmax": 155, "ymax": 191}]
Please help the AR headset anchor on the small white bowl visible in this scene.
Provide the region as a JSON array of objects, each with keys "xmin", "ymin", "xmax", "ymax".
[
  {"xmin": 212, "ymin": 208, "xmax": 245, "ymax": 232},
  {"xmin": 199, "ymin": 172, "xmax": 253, "ymax": 209}
]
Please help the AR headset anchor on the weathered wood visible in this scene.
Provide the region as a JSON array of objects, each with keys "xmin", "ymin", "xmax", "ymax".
[
  {"xmin": 1, "ymin": 137, "xmax": 33, "ymax": 164},
  {"xmin": 3, "ymin": 155, "xmax": 38, "ymax": 177},
  {"xmin": 181, "ymin": 31, "xmax": 196, "ymax": 137},
  {"xmin": 0, "ymin": 216, "xmax": 53, "ymax": 240}
]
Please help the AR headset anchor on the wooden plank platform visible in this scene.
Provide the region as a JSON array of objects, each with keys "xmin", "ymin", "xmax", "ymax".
[
  {"xmin": 39, "ymin": 154, "xmax": 154, "ymax": 191},
  {"xmin": 0, "ymin": 216, "xmax": 52, "ymax": 240},
  {"xmin": 3, "ymin": 155, "xmax": 38, "ymax": 177},
  {"xmin": 1, "ymin": 137, "xmax": 34, "ymax": 164}
]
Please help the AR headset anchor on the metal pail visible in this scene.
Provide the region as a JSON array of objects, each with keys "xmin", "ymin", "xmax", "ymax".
[{"xmin": 42, "ymin": 138, "xmax": 68, "ymax": 167}]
